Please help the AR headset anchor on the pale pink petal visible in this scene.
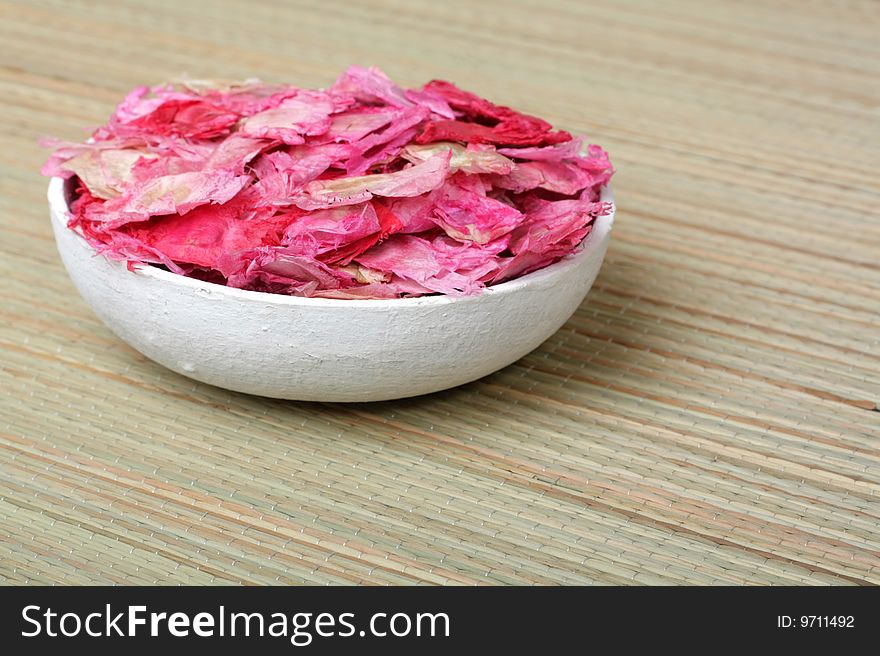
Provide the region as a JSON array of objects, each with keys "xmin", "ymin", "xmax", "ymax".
[
  {"xmin": 403, "ymin": 88, "xmax": 456, "ymax": 119},
  {"xmin": 182, "ymin": 79, "xmax": 301, "ymax": 115},
  {"xmin": 39, "ymin": 137, "xmax": 148, "ymax": 178},
  {"xmin": 313, "ymin": 283, "xmax": 401, "ymax": 299},
  {"xmin": 402, "ymin": 142, "xmax": 514, "ymax": 175},
  {"xmin": 60, "ymin": 148, "xmax": 156, "ymax": 199},
  {"xmin": 93, "ymin": 170, "xmax": 251, "ymax": 226},
  {"xmin": 326, "ymin": 108, "xmax": 397, "ymax": 142},
  {"xmin": 295, "ymin": 151, "xmax": 451, "ymax": 210},
  {"xmin": 497, "ymin": 136, "xmax": 584, "ymax": 161},
  {"xmin": 239, "ymin": 92, "xmax": 334, "ymax": 144},
  {"xmin": 205, "ymin": 134, "xmax": 269, "ymax": 171}
]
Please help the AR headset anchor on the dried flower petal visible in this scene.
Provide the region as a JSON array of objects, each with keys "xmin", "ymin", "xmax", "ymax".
[
  {"xmin": 295, "ymin": 151, "xmax": 451, "ymax": 210},
  {"xmin": 41, "ymin": 67, "xmax": 613, "ymax": 299},
  {"xmin": 429, "ymin": 176, "xmax": 522, "ymax": 244},
  {"xmin": 490, "ymin": 160, "xmax": 592, "ymax": 195},
  {"xmin": 60, "ymin": 148, "xmax": 156, "ymax": 199},
  {"xmin": 239, "ymin": 92, "xmax": 334, "ymax": 144},
  {"xmin": 402, "ymin": 142, "xmax": 514, "ymax": 175}
]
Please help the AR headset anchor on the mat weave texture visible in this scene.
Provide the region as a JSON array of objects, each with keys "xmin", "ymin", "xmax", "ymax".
[{"xmin": 1, "ymin": 0, "xmax": 878, "ymax": 585}]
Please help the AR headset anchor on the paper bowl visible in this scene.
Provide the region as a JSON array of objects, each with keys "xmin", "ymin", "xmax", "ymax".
[{"xmin": 48, "ymin": 177, "xmax": 614, "ymax": 401}]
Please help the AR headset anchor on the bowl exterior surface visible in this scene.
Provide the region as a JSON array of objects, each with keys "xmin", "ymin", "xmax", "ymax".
[{"xmin": 48, "ymin": 179, "xmax": 613, "ymax": 401}]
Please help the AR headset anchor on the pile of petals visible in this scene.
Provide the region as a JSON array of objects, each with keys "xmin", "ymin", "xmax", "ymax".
[{"xmin": 42, "ymin": 67, "xmax": 614, "ymax": 298}]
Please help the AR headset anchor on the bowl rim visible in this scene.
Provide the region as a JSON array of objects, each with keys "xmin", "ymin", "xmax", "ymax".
[{"xmin": 48, "ymin": 176, "xmax": 614, "ymax": 308}]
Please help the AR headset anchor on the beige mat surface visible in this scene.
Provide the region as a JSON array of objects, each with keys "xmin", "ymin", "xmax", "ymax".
[{"xmin": 1, "ymin": 0, "xmax": 878, "ymax": 585}]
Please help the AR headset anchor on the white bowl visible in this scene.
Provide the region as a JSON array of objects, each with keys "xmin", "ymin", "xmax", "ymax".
[{"xmin": 48, "ymin": 177, "xmax": 614, "ymax": 402}]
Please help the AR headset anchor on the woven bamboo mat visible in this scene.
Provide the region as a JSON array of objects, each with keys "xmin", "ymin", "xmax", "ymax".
[{"xmin": 1, "ymin": 0, "xmax": 879, "ymax": 585}]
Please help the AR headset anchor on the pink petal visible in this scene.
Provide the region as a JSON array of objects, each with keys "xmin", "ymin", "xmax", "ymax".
[
  {"xmin": 282, "ymin": 203, "xmax": 381, "ymax": 259},
  {"xmin": 429, "ymin": 176, "xmax": 522, "ymax": 244},
  {"xmin": 490, "ymin": 160, "xmax": 592, "ymax": 195},
  {"xmin": 122, "ymin": 200, "xmax": 292, "ymax": 268},
  {"xmin": 330, "ymin": 65, "xmax": 412, "ymax": 107},
  {"xmin": 342, "ymin": 106, "xmax": 429, "ymax": 175},
  {"xmin": 355, "ymin": 234, "xmax": 494, "ymax": 296},
  {"xmin": 497, "ymin": 137, "xmax": 584, "ymax": 161},
  {"xmin": 218, "ymin": 247, "xmax": 357, "ymax": 296}
]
